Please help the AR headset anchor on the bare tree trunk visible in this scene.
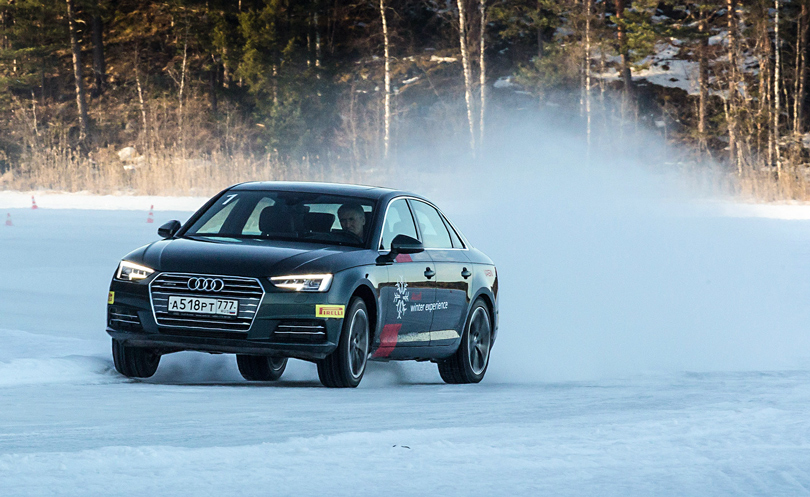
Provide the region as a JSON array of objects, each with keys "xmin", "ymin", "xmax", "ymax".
[
  {"xmin": 614, "ymin": 0, "xmax": 632, "ymax": 96},
  {"xmin": 271, "ymin": 64, "xmax": 278, "ymax": 105},
  {"xmin": 315, "ymin": 12, "xmax": 321, "ymax": 69},
  {"xmin": 66, "ymin": 0, "xmax": 90, "ymax": 143},
  {"xmin": 585, "ymin": 0, "xmax": 592, "ymax": 158},
  {"xmin": 698, "ymin": 12, "xmax": 709, "ymax": 143},
  {"xmin": 134, "ymin": 46, "xmax": 149, "ymax": 156},
  {"xmin": 774, "ymin": 0, "xmax": 782, "ymax": 177},
  {"xmin": 179, "ymin": 30, "xmax": 188, "ymax": 157},
  {"xmin": 767, "ymin": 33, "xmax": 774, "ymax": 167},
  {"xmin": 537, "ymin": 0, "xmax": 544, "ymax": 59},
  {"xmin": 349, "ymin": 82, "xmax": 359, "ymax": 171},
  {"xmin": 379, "ymin": 0, "xmax": 391, "ymax": 160},
  {"xmin": 307, "ymin": 12, "xmax": 312, "ymax": 68},
  {"xmin": 1, "ymin": 8, "xmax": 6, "ymax": 51},
  {"xmin": 757, "ymin": 18, "xmax": 768, "ymax": 162},
  {"xmin": 209, "ymin": 55, "xmax": 218, "ymax": 115},
  {"xmin": 220, "ymin": 35, "xmax": 231, "ymax": 90},
  {"xmin": 599, "ymin": 0, "xmax": 607, "ymax": 134},
  {"xmin": 90, "ymin": 0, "xmax": 105, "ymax": 97},
  {"xmin": 478, "ymin": 0, "xmax": 486, "ymax": 153},
  {"xmin": 726, "ymin": 0, "xmax": 740, "ymax": 173},
  {"xmin": 30, "ymin": 90, "xmax": 39, "ymax": 137},
  {"xmin": 794, "ymin": 1, "xmax": 808, "ymax": 145},
  {"xmin": 457, "ymin": 0, "xmax": 476, "ymax": 155}
]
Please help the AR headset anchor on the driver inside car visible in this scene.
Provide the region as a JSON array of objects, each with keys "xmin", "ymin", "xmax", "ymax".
[{"xmin": 337, "ymin": 202, "xmax": 366, "ymax": 241}]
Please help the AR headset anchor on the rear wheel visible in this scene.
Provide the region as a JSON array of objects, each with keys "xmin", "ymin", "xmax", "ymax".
[
  {"xmin": 317, "ymin": 297, "xmax": 369, "ymax": 388},
  {"xmin": 112, "ymin": 339, "xmax": 160, "ymax": 378},
  {"xmin": 236, "ymin": 355, "xmax": 288, "ymax": 381},
  {"xmin": 438, "ymin": 299, "xmax": 491, "ymax": 384}
]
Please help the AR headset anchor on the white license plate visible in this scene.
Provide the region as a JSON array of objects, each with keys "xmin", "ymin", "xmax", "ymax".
[{"xmin": 167, "ymin": 296, "xmax": 238, "ymax": 316}]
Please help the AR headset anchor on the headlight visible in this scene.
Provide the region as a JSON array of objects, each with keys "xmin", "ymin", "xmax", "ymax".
[
  {"xmin": 270, "ymin": 274, "xmax": 333, "ymax": 292},
  {"xmin": 115, "ymin": 261, "xmax": 155, "ymax": 281}
]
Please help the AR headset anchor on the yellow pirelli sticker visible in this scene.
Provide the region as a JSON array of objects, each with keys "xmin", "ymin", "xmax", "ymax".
[
  {"xmin": 108, "ymin": 291, "xmax": 115, "ymax": 304},
  {"xmin": 316, "ymin": 305, "xmax": 345, "ymax": 318}
]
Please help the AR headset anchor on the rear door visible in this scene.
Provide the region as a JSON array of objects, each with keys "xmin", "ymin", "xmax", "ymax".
[
  {"xmin": 407, "ymin": 199, "xmax": 470, "ymax": 346},
  {"xmin": 373, "ymin": 198, "xmax": 435, "ymax": 358}
]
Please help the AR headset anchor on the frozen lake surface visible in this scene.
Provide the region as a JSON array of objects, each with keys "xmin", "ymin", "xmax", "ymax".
[{"xmin": 1, "ymin": 194, "xmax": 810, "ymax": 495}]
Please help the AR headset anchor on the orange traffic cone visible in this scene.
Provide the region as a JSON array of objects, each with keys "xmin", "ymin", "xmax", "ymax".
[
  {"xmin": 5, "ymin": 213, "xmax": 12, "ymax": 226},
  {"xmin": 31, "ymin": 195, "xmax": 38, "ymax": 210},
  {"xmin": 146, "ymin": 205, "xmax": 154, "ymax": 224}
]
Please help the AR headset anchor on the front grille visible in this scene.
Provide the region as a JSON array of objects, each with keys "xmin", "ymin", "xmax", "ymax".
[
  {"xmin": 150, "ymin": 273, "xmax": 264, "ymax": 333},
  {"xmin": 108, "ymin": 306, "xmax": 143, "ymax": 332},
  {"xmin": 272, "ymin": 320, "xmax": 327, "ymax": 343}
]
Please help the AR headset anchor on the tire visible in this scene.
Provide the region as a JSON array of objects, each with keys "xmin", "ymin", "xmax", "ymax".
[
  {"xmin": 236, "ymin": 355, "xmax": 288, "ymax": 381},
  {"xmin": 317, "ymin": 297, "xmax": 370, "ymax": 388},
  {"xmin": 438, "ymin": 299, "xmax": 492, "ymax": 384},
  {"xmin": 112, "ymin": 339, "xmax": 160, "ymax": 378}
]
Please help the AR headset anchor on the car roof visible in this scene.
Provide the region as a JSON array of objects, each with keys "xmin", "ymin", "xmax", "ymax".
[{"xmin": 229, "ymin": 181, "xmax": 421, "ymax": 202}]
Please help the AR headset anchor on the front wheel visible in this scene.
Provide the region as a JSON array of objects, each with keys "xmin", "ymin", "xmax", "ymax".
[
  {"xmin": 236, "ymin": 355, "xmax": 288, "ymax": 381},
  {"xmin": 438, "ymin": 299, "xmax": 492, "ymax": 384},
  {"xmin": 112, "ymin": 339, "xmax": 160, "ymax": 378},
  {"xmin": 317, "ymin": 297, "xmax": 370, "ymax": 388}
]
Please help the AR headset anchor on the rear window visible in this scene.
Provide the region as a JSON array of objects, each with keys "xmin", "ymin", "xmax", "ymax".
[{"xmin": 184, "ymin": 191, "xmax": 375, "ymax": 247}]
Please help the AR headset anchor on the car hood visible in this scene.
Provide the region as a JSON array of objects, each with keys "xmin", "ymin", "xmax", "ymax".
[{"xmin": 124, "ymin": 237, "xmax": 366, "ymax": 277}]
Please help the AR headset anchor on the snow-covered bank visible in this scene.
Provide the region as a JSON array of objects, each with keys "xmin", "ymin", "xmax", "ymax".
[
  {"xmin": 4, "ymin": 187, "xmax": 810, "ymax": 220},
  {"xmin": 0, "ymin": 190, "xmax": 207, "ymax": 211}
]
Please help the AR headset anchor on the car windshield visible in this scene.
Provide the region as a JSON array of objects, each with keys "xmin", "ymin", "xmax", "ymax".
[{"xmin": 183, "ymin": 191, "xmax": 376, "ymax": 248}]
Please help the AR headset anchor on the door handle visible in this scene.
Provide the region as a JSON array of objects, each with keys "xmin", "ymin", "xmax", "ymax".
[
  {"xmin": 461, "ymin": 267, "xmax": 471, "ymax": 279},
  {"xmin": 424, "ymin": 267, "xmax": 436, "ymax": 279}
]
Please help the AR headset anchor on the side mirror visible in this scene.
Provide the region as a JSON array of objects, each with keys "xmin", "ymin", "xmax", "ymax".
[
  {"xmin": 158, "ymin": 220, "xmax": 181, "ymax": 239},
  {"xmin": 390, "ymin": 234, "xmax": 424, "ymax": 255}
]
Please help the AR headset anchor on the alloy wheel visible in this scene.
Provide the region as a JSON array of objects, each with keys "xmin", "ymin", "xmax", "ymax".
[
  {"xmin": 348, "ymin": 308, "xmax": 369, "ymax": 379},
  {"xmin": 467, "ymin": 306, "xmax": 491, "ymax": 375}
]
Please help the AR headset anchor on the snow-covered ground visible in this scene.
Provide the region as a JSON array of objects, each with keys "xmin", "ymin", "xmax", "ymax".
[{"xmin": 2, "ymin": 178, "xmax": 810, "ymax": 494}]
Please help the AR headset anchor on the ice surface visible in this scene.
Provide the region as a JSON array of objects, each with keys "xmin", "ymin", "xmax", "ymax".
[{"xmin": 2, "ymin": 152, "xmax": 810, "ymax": 493}]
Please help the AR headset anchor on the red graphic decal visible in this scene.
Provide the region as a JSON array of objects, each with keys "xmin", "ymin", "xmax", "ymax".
[
  {"xmin": 411, "ymin": 292, "xmax": 422, "ymax": 301},
  {"xmin": 395, "ymin": 254, "xmax": 412, "ymax": 263},
  {"xmin": 372, "ymin": 323, "xmax": 401, "ymax": 358},
  {"xmin": 484, "ymin": 270, "xmax": 493, "ymax": 277}
]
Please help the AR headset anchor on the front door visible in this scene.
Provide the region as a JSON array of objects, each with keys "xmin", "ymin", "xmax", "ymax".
[
  {"xmin": 408, "ymin": 199, "xmax": 470, "ymax": 346},
  {"xmin": 373, "ymin": 198, "xmax": 435, "ymax": 358}
]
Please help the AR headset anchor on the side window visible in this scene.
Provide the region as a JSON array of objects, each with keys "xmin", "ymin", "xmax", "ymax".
[
  {"xmin": 443, "ymin": 216, "xmax": 465, "ymax": 248},
  {"xmin": 410, "ymin": 200, "xmax": 452, "ymax": 249},
  {"xmin": 380, "ymin": 198, "xmax": 418, "ymax": 250}
]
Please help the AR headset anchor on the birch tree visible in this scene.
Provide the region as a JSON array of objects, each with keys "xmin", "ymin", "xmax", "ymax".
[
  {"xmin": 697, "ymin": 8, "xmax": 709, "ymax": 144},
  {"xmin": 725, "ymin": 0, "xmax": 740, "ymax": 173},
  {"xmin": 478, "ymin": 0, "xmax": 486, "ymax": 153},
  {"xmin": 457, "ymin": 0, "xmax": 476, "ymax": 155},
  {"xmin": 584, "ymin": 0, "xmax": 592, "ymax": 156},
  {"xmin": 774, "ymin": 0, "xmax": 782, "ymax": 176},
  {"xmin": 793, "ymin": 1, "xmax": 808, "ymax": 150},
  {"xmin": 380, "ymin": 0, "xmax": 391, "ymax": 160}
]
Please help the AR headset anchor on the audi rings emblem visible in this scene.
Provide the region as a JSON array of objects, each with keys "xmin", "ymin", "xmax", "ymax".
[{"xmin": 187, "ymin": 277, "xmax": 225, "ymax": 292}]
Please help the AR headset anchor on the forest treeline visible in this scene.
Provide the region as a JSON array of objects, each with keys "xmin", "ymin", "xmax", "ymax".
[{"xmin": 0, "ymin": 0, "xmax": 809, "ymax": 198}]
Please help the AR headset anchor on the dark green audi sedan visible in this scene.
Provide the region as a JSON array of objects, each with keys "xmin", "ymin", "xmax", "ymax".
[{"xmin": 107, "ymin": 182, "xmax": 498, "ymax": 387}]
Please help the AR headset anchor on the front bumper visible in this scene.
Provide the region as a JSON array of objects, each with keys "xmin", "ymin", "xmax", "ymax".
[{"xmin": 106, "ymin": 276, "xmax": 344, "ymax": 361}]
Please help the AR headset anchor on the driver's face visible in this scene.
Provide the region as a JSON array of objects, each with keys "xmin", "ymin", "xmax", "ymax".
[{"xmin": 339, "ymin": 210, "xmax": 365, "ymax": 238}]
